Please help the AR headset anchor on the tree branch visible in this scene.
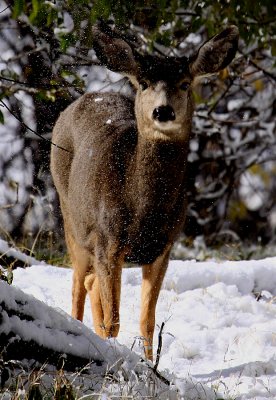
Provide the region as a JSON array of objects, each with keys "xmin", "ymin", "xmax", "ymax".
[
  {"xmin": 0, "ymin": 99, "xmax": 72, "ymax": 153},
  {"xmin": 240, "ymin": 50, "xmax": 276, "ymax": 82}
]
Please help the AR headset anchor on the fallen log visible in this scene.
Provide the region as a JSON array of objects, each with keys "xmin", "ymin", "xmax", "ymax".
[
  {"xmin": 0, "ymin": 280, "xmax": 109, "ymax": 373},
  {"xmin": 0, "ymin": 280, "xmax": 175, "ymax": 398}
]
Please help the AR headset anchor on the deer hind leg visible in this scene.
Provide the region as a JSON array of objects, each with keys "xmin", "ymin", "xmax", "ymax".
[
  {"xmin": 66, "ymin": 230, "xmax": 91, "ymax": 321},
  {"xmin": 140, "ymin": 246, "xmax": 171, "ymax": 361},
  {"xmin": 93, "ymin": 243, "xmax": 123, "ymax": 339},
  {"xmin": 66, "ymin": 230, "xmax": 105, "ymax": 335},
  {"xmin": 84, "ymin": 274, "xmax": 104, "ymax": 337}
]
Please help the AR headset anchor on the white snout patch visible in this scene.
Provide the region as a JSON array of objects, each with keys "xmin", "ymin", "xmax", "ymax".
[
  {"xmin": 153, "ymin": 83, "xmax": 168, "ymax": 105},
  {"xmin": 153, "ymin": 120, "xmax": 182, "ymax": 132}
]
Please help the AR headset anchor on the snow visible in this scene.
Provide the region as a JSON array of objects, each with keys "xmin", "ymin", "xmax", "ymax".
[
  {"xmin": 6, "ymin": 256, "xmax": 276, "ymax": 399},
  {"xmin": 227, "ymin": 99, "xmax": 246, "ymax": 112}
]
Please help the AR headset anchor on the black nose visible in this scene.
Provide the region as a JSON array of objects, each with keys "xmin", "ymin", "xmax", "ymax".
[{"xmin": 152, "ymin": 105, "xmax": 175, "ymax": 122}]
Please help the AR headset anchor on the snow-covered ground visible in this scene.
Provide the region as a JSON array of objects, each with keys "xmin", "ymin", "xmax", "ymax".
[{"xmin": 11, "ymin": 256, "xmax": 276, "ymax": 399}]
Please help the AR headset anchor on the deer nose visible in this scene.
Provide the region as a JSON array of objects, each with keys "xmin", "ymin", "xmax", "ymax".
[{"xmin": 152, "ymin": 105, "xmax": 175, "ymax": 122}]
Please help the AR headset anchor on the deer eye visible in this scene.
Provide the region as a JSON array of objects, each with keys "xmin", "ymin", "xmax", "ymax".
[
  {"xmin": 180, "ymin": 82, "xmax": 190, "ymax": 91},
  {"xmin": 140, "ymin": 80, "xmax": 149, "ymax": 91}
]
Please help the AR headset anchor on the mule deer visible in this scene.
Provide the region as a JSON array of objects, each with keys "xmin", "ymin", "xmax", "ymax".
[{"xmin": 51, "ymin": 25, "xmax": 238, "ymax": 360}]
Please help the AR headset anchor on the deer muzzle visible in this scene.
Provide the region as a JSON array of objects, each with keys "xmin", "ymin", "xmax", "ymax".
[{"xmin": 152, "ymin": 105, "xmax": 175, "ymax": 123}]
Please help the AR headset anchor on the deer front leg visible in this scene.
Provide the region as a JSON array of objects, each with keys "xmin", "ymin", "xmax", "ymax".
[{"xmin": 140, "ymin": 247, "xmax": 171, "ymax": 361}]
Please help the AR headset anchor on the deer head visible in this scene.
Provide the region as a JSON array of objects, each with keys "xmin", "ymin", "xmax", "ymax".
[{"xmin": 93, "ymin": 25, "xmax": 239, "ymax": 141}]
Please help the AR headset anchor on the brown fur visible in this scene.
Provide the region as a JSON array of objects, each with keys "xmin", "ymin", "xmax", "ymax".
[{"xmin": 51, "ymin": 25, "xmax": 239, "ymax": 360}]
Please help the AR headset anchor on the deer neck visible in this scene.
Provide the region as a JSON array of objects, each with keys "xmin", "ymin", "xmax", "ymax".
[
  {"xmin": 136, "ymin": 132, "xmax": 189, "ymax": 171},
  {"xmin": 127, "ymin": 134, "xmax": 189, "ymax": 209}
]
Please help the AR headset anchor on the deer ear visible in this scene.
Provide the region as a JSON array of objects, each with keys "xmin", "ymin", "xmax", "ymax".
[
  {"xmin": 190, "ymin": 26, "xmax": 239, "ymax": 77},
  {"xmin": 92, "ymin": 27, "xmax": 138, "ymax": 75}
]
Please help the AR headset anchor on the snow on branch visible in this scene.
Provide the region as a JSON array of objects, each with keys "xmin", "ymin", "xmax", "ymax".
[{"xmin": 0, "ymin": 239, "xmax": 42, "ymax": 268}]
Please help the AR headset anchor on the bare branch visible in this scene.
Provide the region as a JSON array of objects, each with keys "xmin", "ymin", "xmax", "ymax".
[
  {"xmin": 0, "ymin": 81, "xmax": 40, "ymax": 94},
  {"xmin": 240, "ymin": 50, "xmax": 276, "ymax": 82},
  {"xmin": 0, "ymin": 5, "xmax": 10, "ymax": 13},
  {"xmin": 153, "ymin": 322, "xmax": 165, "ymax": 372},
  {"xmin": 208, "ymin": 78, "xmax": 235, "ymax": 115},
  {"xmin": 0, "ymin": 99, "xmax": 72, "ymax": 153}
]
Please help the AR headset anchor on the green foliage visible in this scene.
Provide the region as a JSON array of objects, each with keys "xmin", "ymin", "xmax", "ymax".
[
  {"xmin": 12, "ymin": 0, "xmax": 24, "ymax": 18},
  {"xmin": 91, "ymin": 0, "xmax": 112, "ymax": 22},
  {"xmin": 59, "ymin": 33, "xmax": 77, "ymax": 52},
  {"xmin": 199, "ymin": 0, "xmax": 275, "ymax": 46},
  {"xmin": 10, "ymin": 0, "xmax": 276, "ymax": 50}
]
